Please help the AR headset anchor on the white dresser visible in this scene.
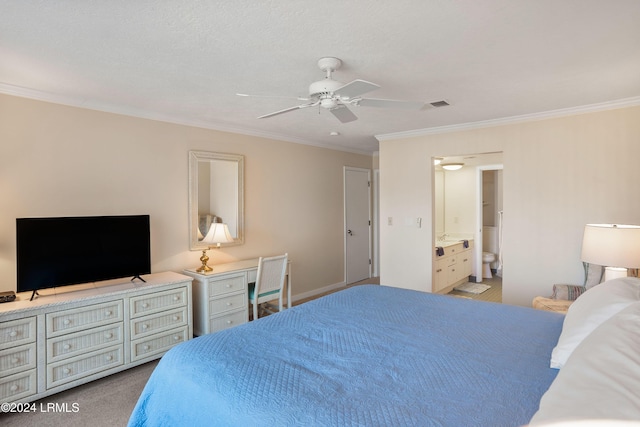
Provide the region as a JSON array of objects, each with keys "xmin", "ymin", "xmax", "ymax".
[
  {"xmin": 0, "ymin": 272, "xmax": 192, "ymax": 403},
  {"xmin": 184, "ymin": 258, "xmax": 291, "ymax": 336}
]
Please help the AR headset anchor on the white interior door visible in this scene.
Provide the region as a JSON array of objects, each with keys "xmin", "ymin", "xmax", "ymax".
[{"xmin": 344, "ymin": 167, "xmax": 371, "ymax": 284}]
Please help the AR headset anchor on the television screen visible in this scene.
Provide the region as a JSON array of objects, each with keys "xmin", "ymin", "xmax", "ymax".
[{"xmin": 16, "ymin": 215, "xmax": 151, "ymax": 295}]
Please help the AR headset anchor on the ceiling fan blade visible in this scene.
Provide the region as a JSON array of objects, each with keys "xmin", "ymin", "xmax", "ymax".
[
  {"xmin": 334, "ymin": 79, "xmax": 380, "ymax": 99},
  {"xmin": 237, "ymin": 93, "xmax": 310, "ymax": 101},
  {"xmin": 330, "ymin": 105, "xmax": 358, "ymax": 123},
  {"xmin": 258, "ymin": 102, "xmax": 316, "ymax": 119},
  {"xmin": 357, "ymin": 98, "xmax": 425, "ymax": 110}
]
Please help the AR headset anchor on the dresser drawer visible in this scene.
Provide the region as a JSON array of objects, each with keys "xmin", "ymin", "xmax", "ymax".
[
  {"xmin": 130, "ymin": 307, "xmax": 188, "ymax": 340},
  {"xmin": 47, "ymin": 323, "xmax": 124, "ymax": 363},
  {"xmin": 209, "ymin": 292, "xmax": 247, "ymax": 315},
  {"xmin": 444, "ymin": 244, "xmax": 462, "ymax": 256},
  {"xmin": 47, "ymin": 301, "xmax": 123, "ymax": 337},
  {"xmin": 130, "ymin": 287, "xmax": 187, "ymax": 318},
  {"xmin": 0, "ymin": 369, "xmax": 36, "ymax": 401},
  {"xmin": 131, "ymin": 326, "xmax": 189, "ymax": 362},
  {"xmin": 47, "ymin": 345, "xmax": 123, "ymax": 389},
  {"xmin": 208, "ymin": 273, "xmax": 246, "ymax": 297},
  {"xmin": 1, "ymin": 317, "xmax": 36, "ymax": 348},
  {"xmin": 209, "ymin": 310, "xmax": 247, "ymax": 333},
  {"xmin": 0, "ymin": 343, "xmax": 36, "ymax": 377}
]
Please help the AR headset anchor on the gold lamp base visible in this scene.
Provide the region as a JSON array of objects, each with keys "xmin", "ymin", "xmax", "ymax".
[{"xmin": 196, "ymin": 249, "xmax": 213, "ymax": 273}]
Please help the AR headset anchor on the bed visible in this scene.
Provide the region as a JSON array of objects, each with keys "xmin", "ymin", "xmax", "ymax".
[{"xmin": 128, "ymin": 284, "xmax": 571, "ymax": 426}]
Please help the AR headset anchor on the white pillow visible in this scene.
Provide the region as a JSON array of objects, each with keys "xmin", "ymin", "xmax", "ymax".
[
  {"xmin": 531, "ymin": 302, "xmax": 640, "ymax": 424},
  {"xmin": 550, "ymin": 277, "xmax": 640, "ymax": 369}
]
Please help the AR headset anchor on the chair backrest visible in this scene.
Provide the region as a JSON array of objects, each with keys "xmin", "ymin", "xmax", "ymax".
[{"xmin": 254, "ymin": 253, "xmax": 288, "ymax": 298}]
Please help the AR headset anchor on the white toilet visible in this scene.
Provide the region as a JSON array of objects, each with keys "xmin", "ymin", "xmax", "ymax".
[
  {"xmin": 482, "ymin": 252, "xmax": 496, "ymax": 278},
  {"xmin": 482, "ymin": 225, "xmax": 499, "ymax": 279}
]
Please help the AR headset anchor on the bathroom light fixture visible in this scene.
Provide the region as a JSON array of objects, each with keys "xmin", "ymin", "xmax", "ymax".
[
  {"xmin": 441, "ymin": 163, "xmax": 464, "ymax": 171},
  {"xmin": 581, "ymin": 224, "xmax": 640, "ymax": 281}
]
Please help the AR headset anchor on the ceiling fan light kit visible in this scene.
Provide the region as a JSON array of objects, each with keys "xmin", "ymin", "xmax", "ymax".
[{"xmin": 242, "ymin": 57, "xmax": 425, "ymax": 123}]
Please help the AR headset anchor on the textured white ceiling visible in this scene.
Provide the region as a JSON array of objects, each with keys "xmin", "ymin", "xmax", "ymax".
[{"xmin": 1, "ymin": 1, "xmax": 640, "ymax": 154}]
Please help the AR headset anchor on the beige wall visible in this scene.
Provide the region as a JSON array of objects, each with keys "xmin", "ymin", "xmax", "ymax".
[
  {"xmin": 380, "ymin": 105, "xmax": 640, "ymax": 306},
  {"xmin": 0, "ymin": 94, "xmax": 372, "ymax": 298}
]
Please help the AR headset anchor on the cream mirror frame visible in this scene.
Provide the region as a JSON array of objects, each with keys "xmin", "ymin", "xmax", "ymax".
[{"xmin": 188, "ymin": 151, "xmax": 244, "ymax": 250}]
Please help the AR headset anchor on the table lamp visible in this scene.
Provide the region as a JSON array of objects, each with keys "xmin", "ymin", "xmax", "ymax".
[
  {"xmin": 580, "ymin": 224, "xmax": 640, "ymax": 282},
  {"xmin": 196, "ymin": 223, "xmax": 234, "ymax": 273}
]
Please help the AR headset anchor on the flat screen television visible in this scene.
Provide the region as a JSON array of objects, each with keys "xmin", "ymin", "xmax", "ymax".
[{"xmin": 16, "ymin": 215, "xmax": 151, "ymax": 299}]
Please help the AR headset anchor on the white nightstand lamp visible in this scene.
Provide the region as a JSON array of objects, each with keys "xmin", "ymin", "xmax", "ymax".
[
  {"xmin": 196, "ymin": 223, "xmax": 234, "ymax": 273},
  {"xmin": 581, "ymin": 224, "xmax": 640, "ymax": 282}
]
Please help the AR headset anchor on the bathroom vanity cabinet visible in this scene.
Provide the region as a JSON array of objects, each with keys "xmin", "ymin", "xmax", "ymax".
[{"xmin": 433, "ymin": 240, "xmax": 474, "ymax": 293}]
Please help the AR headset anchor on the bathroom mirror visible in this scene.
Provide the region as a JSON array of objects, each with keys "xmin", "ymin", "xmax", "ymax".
[{"xmin": 188, "ymin": 151, "xmax": 244, "ymax": 250}]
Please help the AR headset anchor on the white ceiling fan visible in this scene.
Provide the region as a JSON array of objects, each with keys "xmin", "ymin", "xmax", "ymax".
[{"xmin": 237, "ymin": 57, "xmax": 425, "ymax": 123}]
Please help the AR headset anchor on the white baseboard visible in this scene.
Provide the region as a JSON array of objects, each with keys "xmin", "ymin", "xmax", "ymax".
[{"xmin": 291, "ymin": 281, "xmax": 346, "ymax": 303}]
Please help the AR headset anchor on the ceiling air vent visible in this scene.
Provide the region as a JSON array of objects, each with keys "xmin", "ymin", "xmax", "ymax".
[{"xmin": 429, "ymin": 100, "xmax": 450, "ymax": 108}]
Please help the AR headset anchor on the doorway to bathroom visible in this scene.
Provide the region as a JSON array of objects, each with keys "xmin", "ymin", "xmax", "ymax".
[
  {"xmin": 433, "ymin": 152, "xmax": 503, "ymax": 301},
  {"xmin": 476, "ymin": 164, "xmax": 503, "ymax": 301}
]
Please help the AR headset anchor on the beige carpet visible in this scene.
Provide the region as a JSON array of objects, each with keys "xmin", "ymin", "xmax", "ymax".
[{"xmin": 0, "ymin": 360, "xmax": 158, "ymax": 427}]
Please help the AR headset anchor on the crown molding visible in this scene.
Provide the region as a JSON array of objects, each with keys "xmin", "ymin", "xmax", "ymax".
[
  {"xmin": 376, "ymin": 96, "xmax": 640, "ymax": 141},
  {"xmin": 0, "ymin": 83, "xmax": 373, "ymax": 156}
]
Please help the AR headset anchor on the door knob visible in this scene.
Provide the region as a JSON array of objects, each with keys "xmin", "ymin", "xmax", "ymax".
[{"xmin": 347, "ymin": 229, "xmax": 353, "ymax": 236}]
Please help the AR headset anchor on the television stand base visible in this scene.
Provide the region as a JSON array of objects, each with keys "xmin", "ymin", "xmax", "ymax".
[
  {"xmin": 131, "ymin": 275, "xmax": 147, "ymax": 283},
  {"xmin": 29, "ymin": 290, "xmax": 40, "ymax": 301}
]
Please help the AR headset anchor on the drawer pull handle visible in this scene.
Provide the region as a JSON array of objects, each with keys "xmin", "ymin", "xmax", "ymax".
[
  {"xmin": 142, "ymin": 303, "xmax": 149, "ymax": 309},
  {"xmin": 63, "ymin": 344, "xmax": 71, "ymax": 350},
  {"xmin": 11, "ymin": 357, "xmax": 20, "ymax": 364},
  {"xmin": 142, "ymin": 324, "xmax": 149, "ymax": 329},
  {"xmin": 9, "ymin": 330, "xmax": 18, "ymax": 337},
  {"xmin": 143, "ymin": 345, "xmax": 150, "ymax": 351},
  {"xmin": 63, "ymin": 319, "xmax": 71, "ymax": 325},
  {"xmin": 172, "ymin": 315, "xmax": 180, "ymax": 321},
  {"xmin": 63, "ymin": 368, "xmax": 71, "ymax": 375},
  {"xmin": 226, "ymin": 320, "xmax": 233, "ymax": 325},
  {"xmin": 225, "ymin": 284, "xmax": 231, "ymax": 288},
  {"xmin": 105, "ymin": 333, "xmax": 113, "ymax": 339},
  {"xmin": 105, "ymin": 310, "xmax": 112, "ymax": 316},
  {"xmin": 173, "ymin": 336, "xmax": 180, "ymax": 341},
  {"xmin": 173, "ymin": 296, "xmax": 180, "ymax": 301},
  {"xmin": 226, "ymin": 302, "xmax": 233, "ymax": 307},
  {"xmin": 10, "ymin": 384, "xmax": 19, "ymax": 392},
  {"xmin": 105, "ymin": 355, "xmax": 113, "ymax": 361}
]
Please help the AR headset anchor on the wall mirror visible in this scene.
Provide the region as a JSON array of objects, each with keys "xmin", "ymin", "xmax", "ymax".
[{"xmin": 189, "ymin": 151, "xmax": 244, "ymax": 250}]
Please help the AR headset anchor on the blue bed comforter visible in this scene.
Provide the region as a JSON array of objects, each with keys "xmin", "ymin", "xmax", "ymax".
[{"xmin": 128, "ymin": 285, "xmax": 564, "ymax": 427}]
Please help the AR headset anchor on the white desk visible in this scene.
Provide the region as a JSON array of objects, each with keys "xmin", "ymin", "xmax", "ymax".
[{"xmin": 183, "ymin": 258, "xmax": 291, "ymax": 336}]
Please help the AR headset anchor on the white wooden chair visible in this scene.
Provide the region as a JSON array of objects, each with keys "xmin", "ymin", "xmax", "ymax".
[{"xmin": 248, "ymin": 253, "xmax": 288, "ymax": 320}]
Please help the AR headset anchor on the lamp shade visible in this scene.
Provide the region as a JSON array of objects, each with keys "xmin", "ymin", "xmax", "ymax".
[
  {"xmin": 581, "ymin": 224, "xmax": 640, "ymax": 268},
  {"xmin": 202, "ymin": 223, "xmax": 234, "ymax": 246}
]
